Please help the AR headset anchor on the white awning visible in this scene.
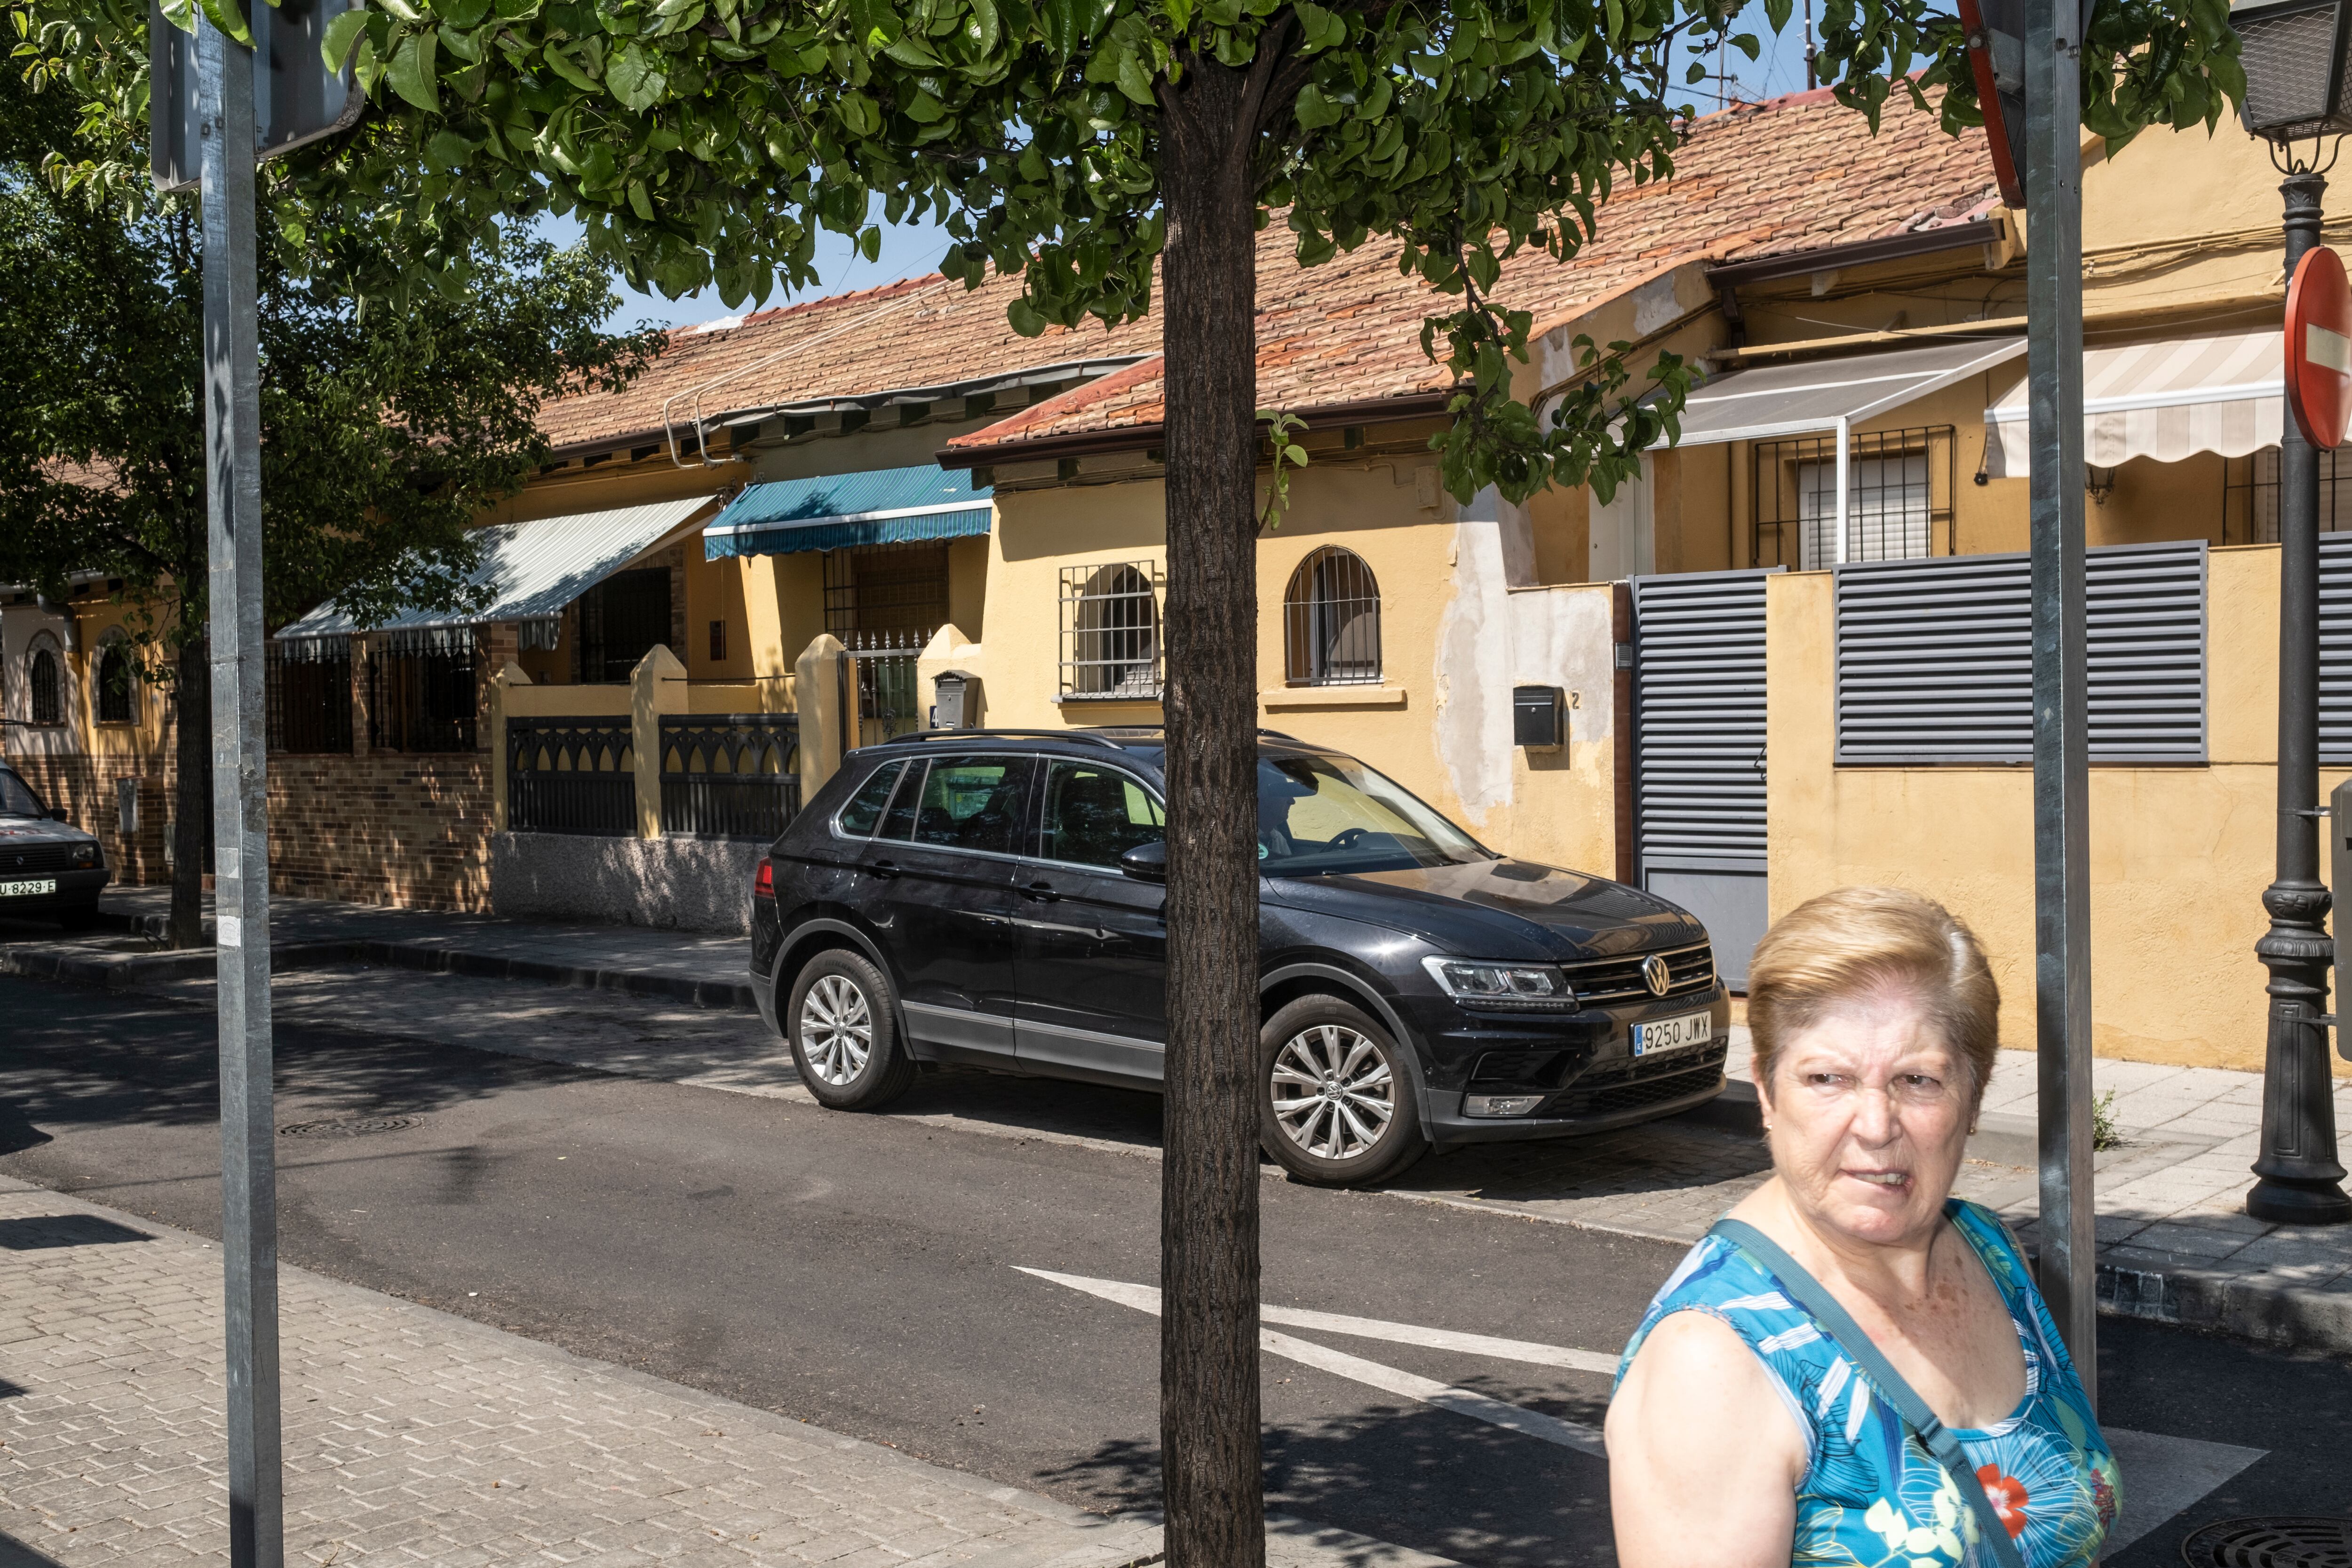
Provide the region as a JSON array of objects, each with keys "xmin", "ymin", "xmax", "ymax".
[
  {"xmin": 1671, "ymin": 337, "xmax": 2028, "ymax": 446},
  {"xmin": 1984, "ymin": 330, "xmax": 2281, "ymax": 478},
  {"xmin": 277, "ymin": 497, "xmax": 714, "ymax": 639}
]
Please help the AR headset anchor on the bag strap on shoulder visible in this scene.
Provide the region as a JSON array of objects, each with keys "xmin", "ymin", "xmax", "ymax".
[{"xmin": 1708, "ymin": 1218, "xmax": 2028, "ymax": 1568}]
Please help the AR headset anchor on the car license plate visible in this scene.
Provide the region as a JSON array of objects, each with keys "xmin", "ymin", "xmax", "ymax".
[
  {"xmin": 1632, "ymin": 1011, "xmax": 1711, "ymax": 1057},
  {"xmin": 0, "ymin": 878, "xmax": 57, "ymax": 899}
]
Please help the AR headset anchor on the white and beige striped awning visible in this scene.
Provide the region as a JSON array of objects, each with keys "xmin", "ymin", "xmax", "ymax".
[{"xmin": 1984, "ymin": 329, "xmax": 2281, "ymax": 478}]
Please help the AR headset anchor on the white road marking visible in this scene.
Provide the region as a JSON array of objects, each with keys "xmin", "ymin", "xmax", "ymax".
[
  {"xmin": 1018, "ymin": 1267, "xmax": 1606, "ymax": 1456},
  {"xmin": 1017, "ymin": 1265, "xmax": 2273, "ymax": 1534}
]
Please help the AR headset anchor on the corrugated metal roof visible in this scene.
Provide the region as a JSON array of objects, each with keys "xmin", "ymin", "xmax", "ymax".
[
  {"xmin": 278, "ymin": 497, "xmax": 714, "ymax": 637},
  {"xmin": 703, "ymin": 464, "xmax": 992, "ymax": 559}
]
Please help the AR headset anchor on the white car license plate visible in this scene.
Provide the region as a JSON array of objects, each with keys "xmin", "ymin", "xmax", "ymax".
[
  {"xmin": 1632, "ymin": 1011, "xmax": 1712, "ymax": 1057},
  {"xmin": 0, "ymin": 878, "xmax": 57, "ymax": 899}
]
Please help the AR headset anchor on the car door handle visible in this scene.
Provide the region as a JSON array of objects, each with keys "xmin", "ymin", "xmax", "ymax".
[
  {"xmin": 868, "ymin": 859, "xmax": 900, "ymax": 880},
  {"xmin": 1023, "ymin": 880, "xmax": 1060, "ymax": 902}
]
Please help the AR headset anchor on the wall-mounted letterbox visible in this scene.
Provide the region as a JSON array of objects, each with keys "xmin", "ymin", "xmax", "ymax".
[
  {"xmin": 932, "ymin": 669, "xmax": 980, "ymax": 730},
  {"xmin": 1513, "ymin": 685, "xmax": 1565, "ymax": 750}
]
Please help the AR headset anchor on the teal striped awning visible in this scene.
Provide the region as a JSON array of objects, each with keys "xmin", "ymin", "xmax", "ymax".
[{"xmin": 704, "ymin": 464, "xmax": 992, "ymax": 558}]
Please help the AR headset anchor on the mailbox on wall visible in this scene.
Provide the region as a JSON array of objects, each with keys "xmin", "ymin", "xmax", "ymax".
[
  {"xmin": 1513, "ymin": 685, "xmax": 1565, "ymax": 750},
  {"xmin": 932, "ymin": 669, "xmax": 981, "ymax": 730}
]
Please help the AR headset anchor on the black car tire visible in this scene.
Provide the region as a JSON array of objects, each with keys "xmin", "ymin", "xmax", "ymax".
[
  {"xmin": 1257, "ymin": 995, "xmax": 1428, "ymax": 1187},
  {"xmin": 785, "ymin": 948, "xmax": 915, "ymax": 1111}
]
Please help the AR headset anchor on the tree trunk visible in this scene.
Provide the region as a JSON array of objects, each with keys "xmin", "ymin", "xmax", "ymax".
[
  {"xmin": 1157, "ymin": 55, "xmax": 1265, "ymax": 1568},
  {"xmin": 170, "ymin": 629, "xmax": 209, "ymax": 949}
]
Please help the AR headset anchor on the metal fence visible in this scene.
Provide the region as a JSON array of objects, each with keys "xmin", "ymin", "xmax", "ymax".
[
  {"xmin": 660, "ymin": 714, "xmax": 801, "ymax": 840},
  {"xmin": 844, "ymin": 629, "xmax": 929, "ymax": 747},
  {"xmin": 508, "ymin": 717, "xmax": 636, "ymax": 836}
]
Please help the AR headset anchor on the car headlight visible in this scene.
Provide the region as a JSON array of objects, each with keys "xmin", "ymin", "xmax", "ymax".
[
  {"xmin": 1421, "ymin": 956, "xmax": 1575, "ymax": 1008},
  {"xmin": 71, "ymin": 843, "xmax": 97, "ymax": 868}
]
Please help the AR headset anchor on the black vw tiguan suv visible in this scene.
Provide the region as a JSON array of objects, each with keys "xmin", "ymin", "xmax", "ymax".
[{"xmin": 752, "ymin": 728, "xmax": 1728, "ymax": 1186}]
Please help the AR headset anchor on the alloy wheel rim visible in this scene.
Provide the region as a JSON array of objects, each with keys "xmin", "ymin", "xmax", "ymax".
[
  {"xmin": 1270, "ymin": 1024, "xmax": 1395, "ymax": 1161},
  {"xmin": 799, "ymin": 974, "xmax": 873, "ymax": 1085}
]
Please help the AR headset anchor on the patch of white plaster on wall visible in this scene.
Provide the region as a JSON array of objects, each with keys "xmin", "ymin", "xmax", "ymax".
[
  {"xmin": 1434, "ymin": 487, "xmax": 1518, "ymax": 825},
  {"xmin": 1508, "ymin": 588, "xmax": 1615, "ymax": 744},
  {"xmin": 1630, "ymin": 273, "xmax": 1681, "ymax": 337}
]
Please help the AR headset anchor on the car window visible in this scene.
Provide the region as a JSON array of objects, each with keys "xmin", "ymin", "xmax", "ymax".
[
  {"xmin": 1039, "ymin": 761, "xmax": 1165, "ymax": 869},
  {"xmin": 835, "ymin": 760, "xmax": 905, "ymax": 837},
  {"xmin": 0, "ymin": 772, "xmax": 44, "ymax": 818},
  {"xmin": 895, "ymin": 756, "xmax": 1028, "ymax": 854},
  {"xmin": 1256, "ymin": 752, "xmax": 1488, "ymax": 877}
]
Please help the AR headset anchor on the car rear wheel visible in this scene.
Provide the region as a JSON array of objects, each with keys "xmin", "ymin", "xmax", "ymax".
[
  {"xmin": 1258, "ymin": 995, "xmax": 1427, "ymax": 1186},
  {"xmin": 785, "ymin": 949, "xmax": 914, "ymax": 1111}
]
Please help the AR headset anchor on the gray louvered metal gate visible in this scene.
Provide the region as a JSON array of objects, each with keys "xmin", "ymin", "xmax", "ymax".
[
  {"xmin": 1835, "ymin": 540, "xmax": 2206, "ymax": 764},
  {"xmin": 2319, "ymin": 532, "xmax": 2352, "ymax": 764},
  {"xmin": 1633, "ymin": 568, "xmax": 1779, "ymax": 989}
]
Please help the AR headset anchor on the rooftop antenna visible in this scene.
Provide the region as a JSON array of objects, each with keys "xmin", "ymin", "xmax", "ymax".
[{"xmin": 1804, "ymin": 0, "xmax": 1817, "ymax": 89}]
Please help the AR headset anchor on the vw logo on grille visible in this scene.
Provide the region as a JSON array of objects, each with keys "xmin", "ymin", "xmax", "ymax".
[{"xmin": 1642, "ymin": 954, "xmax": 1672, "ymax": 996}]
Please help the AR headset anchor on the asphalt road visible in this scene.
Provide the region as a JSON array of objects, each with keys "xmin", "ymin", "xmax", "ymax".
[{"xmin": 1, "ymin": 968, "xmax": 2347, "ymax": 1567}]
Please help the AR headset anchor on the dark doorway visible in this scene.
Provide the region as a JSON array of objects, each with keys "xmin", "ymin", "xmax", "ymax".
[{"xmin": 578, "ymin": 567, "xmax": 674, "ymax": 683}]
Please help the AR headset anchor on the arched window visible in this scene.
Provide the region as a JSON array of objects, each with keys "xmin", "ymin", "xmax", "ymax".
[
  {"xmin": 95, "ymin": 638, "xmax": 135, "ymax": 724},
  {"xmin": 1283, "ymin": 546, "xmax": 1381, "ymax": 686},
  {"xmin": 1064, "ymin": 562, "xmax": 1162, "ymax": 697},
  {"xmin": 27, "ymin": 639, "xmax": 62, "ymax": 726}
]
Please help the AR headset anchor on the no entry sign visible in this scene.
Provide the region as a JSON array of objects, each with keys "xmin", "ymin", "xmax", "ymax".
[{"xmin": 2288, "ymin": 245, "xmax": 2352, "ymax": 451}]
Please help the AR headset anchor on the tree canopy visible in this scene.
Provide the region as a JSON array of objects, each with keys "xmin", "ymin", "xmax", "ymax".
[{"xmin": 9, "ymin": 0, "xmax": 2242, "ymax": 509}]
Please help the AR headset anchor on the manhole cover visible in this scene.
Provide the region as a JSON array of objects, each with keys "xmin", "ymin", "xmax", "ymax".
[
  {"xmin": 277, "ymin": 1116, "xmax": 421, "ymax": 1139},
  {"xmin": 2183, "ymin": 1518, "xmax": 2352, "ymax": 1568}
]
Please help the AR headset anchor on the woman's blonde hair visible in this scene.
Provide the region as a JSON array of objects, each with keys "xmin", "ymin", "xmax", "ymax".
[{"xmin": 1747, "ymin": 886, "xmax": 2001, "ymax": 1103}]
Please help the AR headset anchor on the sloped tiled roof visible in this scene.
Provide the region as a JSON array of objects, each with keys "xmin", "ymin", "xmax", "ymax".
[
  {"xmin": 538, "ymin": 264, "xmax": 1161, "ymax": 454},
  {"xmin": 945, "ymin": 87, "xmax": 1997, "ymax": 457}
]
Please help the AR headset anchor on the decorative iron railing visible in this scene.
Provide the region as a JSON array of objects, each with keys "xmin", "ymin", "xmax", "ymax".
[
  {"xmin": 508, "ymin": 717, "xmax": 636, "ymax": 836},
  {"xmin": 660, "ymin": 714, "xmax": 800, "ymax": 840}
]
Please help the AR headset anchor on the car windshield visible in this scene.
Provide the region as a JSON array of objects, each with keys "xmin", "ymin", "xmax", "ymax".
[
  {"xmin": 0, "ymin": 772, "xmax": 45, "ymax": 819},
  {"xmin": 1256, "ymin": 753, "xmax": 1487, "ymax": 877}
]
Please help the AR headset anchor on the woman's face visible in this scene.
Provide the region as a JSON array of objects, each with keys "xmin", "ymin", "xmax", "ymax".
[{"xmin": 1756, "ymin": 988, "xmax": 1975, "ymax": 1249}]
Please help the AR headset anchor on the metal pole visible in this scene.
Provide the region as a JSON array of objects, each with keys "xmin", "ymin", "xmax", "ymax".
[
  {"xmin": 2025, "ymin": 0, "xmax": 2097, "ymax": 1393},
  {"xmin": 2249, "ymin": 171, "xmax": 2352, "ymax": 1226},
  {"xmin": 198, "ymin": 13, "xmax": 285, "ymax": 1565}
]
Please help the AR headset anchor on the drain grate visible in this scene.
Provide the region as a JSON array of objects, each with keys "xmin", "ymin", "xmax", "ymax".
[
  {"xmin": 278, "ymin": 1116, "xmax": 422, "ymax": 1139},
  {"xmin": 2183, "ymin": 1518, "xmax": 2352, "ymax": 1568}
]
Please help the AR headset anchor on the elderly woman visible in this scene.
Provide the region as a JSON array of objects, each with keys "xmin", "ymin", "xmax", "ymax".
[{"xmin": 1607, "ymin": 887, "xmax": 2119, "ymax": 1568}]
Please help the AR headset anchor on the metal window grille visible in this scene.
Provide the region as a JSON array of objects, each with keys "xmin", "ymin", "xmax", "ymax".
[
  {"xmin": 266, "ymin": 635, "xmax": 352, "ymax": 754},
  {"xmin": 577, "ymin": 566, "xmax": 673, "ymax": 682},
  {"xmin": 843, "ymin": 629, "xmax": 930, "ymax": 746},
  {"xmin": 367, "ymin": 627, "xmax": 478, "ymax": 753},
  {"xmin": 1059, "ymin": 561, "xmax": 1163, "ymax": 699},
  {"xmin": 823, "ymin": 542, "xmax": 950, "ymax": 640},
  {"xmin": 1835, "ymin": 540, "xmax": 2207, "ymax": 764},
  {"xmin": 2313, "ymin": 531, "xmax": 2352, "ymax": 763},
  {"xmin": 27, "ymin": 646, "xmax": 60, "ymax": 725},
  {"xmin": 508, "ymin": 717, "xmax": 634, "ymax": 834},
  {"xmin": 1752, "ymin": 427, "xmax": 1955, "ymax": 569},
  {"xmin": 2221, "ymin": 447, "xmax": 2352, "ymax": 544},
  {"xmin": 1283, "ymin": 547, "xmax": 1382, "ymax": 685},
  {"xmin": 94, "ymin": 642, "xmax": 136, "ymax": 725},
  {"xmin": 660, "ymin": 714, "xmax": 801, "ymax": 839}
]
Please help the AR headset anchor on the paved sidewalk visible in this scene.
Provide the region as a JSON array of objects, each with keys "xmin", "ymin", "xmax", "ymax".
[
  {"xmin": 0, "ymin": 890, "xmax": 752, "ymax": 1010},
  {"xmin": 0, "ymin": 1177, "xmax": 1452, "ymax": 1568}
]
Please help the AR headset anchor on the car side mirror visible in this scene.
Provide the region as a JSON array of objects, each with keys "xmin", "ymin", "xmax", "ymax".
[
  {"xmin": 49, "ymin": 808, "xmax": 69, "ymax": 823},
  {"xmin": 1120, "ymin": 840, "xmax": 1167, "ymax": 883}
]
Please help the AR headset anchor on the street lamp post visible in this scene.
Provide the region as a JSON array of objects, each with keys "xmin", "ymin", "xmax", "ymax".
[{"xmin": 2232, "ymin": 0, "xmax": 2352, "ymax": 1226}]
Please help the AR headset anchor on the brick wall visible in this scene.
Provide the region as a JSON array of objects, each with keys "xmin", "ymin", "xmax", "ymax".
[{"xmin": 267, "ymin": 754, "xmax": 495, "ymax": 912}]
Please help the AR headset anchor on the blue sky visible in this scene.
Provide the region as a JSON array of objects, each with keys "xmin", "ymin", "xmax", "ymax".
[{"xmin": 557, "ymin": 17, "xmax": 1822, "ymax": 333}]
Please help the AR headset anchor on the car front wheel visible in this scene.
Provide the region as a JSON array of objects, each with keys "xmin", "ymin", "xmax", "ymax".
[
  {"xmin": 1258, "ymin": 995, "xmax": 1428, "ymax": 1186},
  {"xmin": 785, "ymin": 948, "xmax": 914, "ymax": 1111}
]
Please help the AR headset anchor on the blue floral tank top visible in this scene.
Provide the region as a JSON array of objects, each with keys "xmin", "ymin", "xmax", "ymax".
[{"xmin": 1616, "ymin": 1199, "xmax": 2120, "ymax": 1568}]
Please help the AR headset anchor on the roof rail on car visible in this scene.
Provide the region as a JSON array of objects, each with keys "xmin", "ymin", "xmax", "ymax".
[
  {"xmin": 889, "ymin": 728, "xmax": 1128, "ymax": 749},
  {"xmin": 1079, "ymin": 724, "xmax": 1308, "ymax": 744}
]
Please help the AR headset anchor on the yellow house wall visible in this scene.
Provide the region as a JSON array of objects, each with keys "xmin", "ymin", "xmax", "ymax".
[
  {"xmin": 979, "ymin": 454, "xmax": 1625, "ymax": 882},
  {"xmin": 1766, "ymin": 544, "xmax": 2347, "ymax": 1075}
]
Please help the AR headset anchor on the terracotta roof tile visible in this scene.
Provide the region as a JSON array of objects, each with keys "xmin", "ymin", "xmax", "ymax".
[{"xmin": 944, "ymin": 88, "xmax": 1993, "ymax": 454}]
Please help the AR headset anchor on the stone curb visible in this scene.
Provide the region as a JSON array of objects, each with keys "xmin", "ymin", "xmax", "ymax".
[{"xmin": 2, "ymin": 926, "xmax": 758, "ymax": 1011}]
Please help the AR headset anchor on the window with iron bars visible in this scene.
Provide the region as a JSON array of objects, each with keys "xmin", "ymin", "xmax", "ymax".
[
  {"xmin": 1059, "ymin": 561, "xmax": 1164, "ymax": 700},
  {"xmin": 266, "ymin": 635, "xmax": 352, "ymax": 754},
  {"xmin": 823, "ymin": 541, "xmax": 950, "ymax": 644},
  {"xmin": 368, "ymin": 627, "xmax": 477, "ymax": 753},
  {"xmin": 577, "ymin": 566, "xmax": 672, "ymax": 683},
  {"xmin": 1751, "ymin": 427, "xmax": 1956, "ymax": 569},
  {"xmin": 1283, "ymin": 546, "xmax": 1382, "ymax": 685},
  {"xmin": 2221, "ymin": 447, "xmax": 2352, "ymax": 544}
]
